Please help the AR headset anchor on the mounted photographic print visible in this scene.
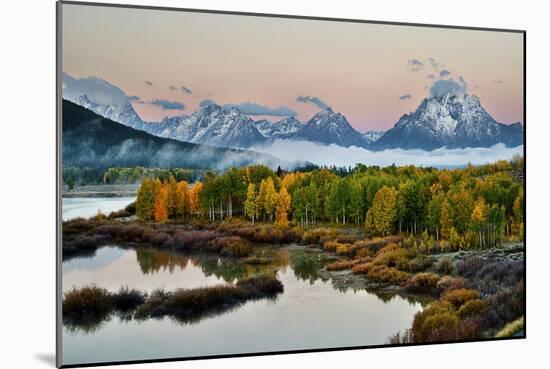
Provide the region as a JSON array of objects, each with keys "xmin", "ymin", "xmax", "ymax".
[{"xmin": 57, "ymin": 1, "xmax": 526, "ymax": 367}]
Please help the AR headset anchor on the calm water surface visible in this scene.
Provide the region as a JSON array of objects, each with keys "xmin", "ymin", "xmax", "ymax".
[
  {"xmin": 62, "ymin": 245, "xmax": 424, "ymax": 365},
  {"xmin": 62, "ymin": 197, "xmax": 135, "ymax": 221}
]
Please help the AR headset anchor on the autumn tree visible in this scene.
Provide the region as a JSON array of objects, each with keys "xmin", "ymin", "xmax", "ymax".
[
  {"xmin": 275, "ymin": 186, "xmax": 292, "ymax": 227},
  {"xmin": 166, "ymin": 175, "xmax": 178, "ymax": 219},
  {"xmin": 281, "ymin": 172, "xmax": 304, "ymax": 192},
  {"xmin": 440, "ymin": 200, "xmax": 453, "ymax": 239},
  {"xmin": 154, "ymin": 183, "xmax": 169, "ymax": 222},
  {"xmin": 188, "ymin": 181, "xmax": 203, "ymax": 217},
  {"xmin": 257, "ymin": 179, "xmax": 268, "ymax": 221},
  {"xmin": 244, "ymin": 183, "xmax": 259, "ymax": 224},
  {"xmin": 471, "ymin": 197, "xmax": 488, "ymax": 247},
  {"xmin": 262, "ymin": 177, "xmax": 277, "ymax": 222},
  {"xmin": 427, "ymin": 191, "xmax": 445, "ymax": 240},
  {"xmin": 365, "ymin": 186, "xmax": 397, "ymax": 236},
  {"xmin": 136, "ymin": 178, "xmax": 157, "ymax": 222},
  {"xmin": 175, "ymin": 180, "xmax": 189, "ymax": 219},
  {"xmin": 447, "ymin": 183, "xmax": 474, "ymax": 234},
  {"xmin": 512, "ymin": 188, "xmax": 524, "ymax": 239}
]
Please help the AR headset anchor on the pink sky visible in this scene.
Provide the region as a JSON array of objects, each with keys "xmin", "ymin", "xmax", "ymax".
[{"xmin": 62, "ymin": 4, "xmax": 524, "ymax": 131}]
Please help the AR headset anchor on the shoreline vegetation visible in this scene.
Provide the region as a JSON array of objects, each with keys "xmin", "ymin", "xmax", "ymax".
[
  {"xmin": 62, "ymin": 157, "xmax": 524, "ymax": 343},
  {"xmin": 63, "ymin": 276, "xmax": 283, "ymax": 331}
]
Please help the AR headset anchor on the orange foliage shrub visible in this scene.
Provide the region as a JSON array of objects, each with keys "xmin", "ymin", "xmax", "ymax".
[
  {"xmin": 443, "ymin": 288, "xmax": 480, "ymax": 309},
  {"xmin": 404, "ymin": 272, "xmax": 441, "ymax": 294},
  {"xmin": 326, "ymin": 260, "xmax": 357, "ymax": 271},
  {"xmin": 336, "ymin": 244, "xmax": 350, "ymax": 255}
]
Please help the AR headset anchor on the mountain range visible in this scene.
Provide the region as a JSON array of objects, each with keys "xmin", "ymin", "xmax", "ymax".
[
  {"xmin": 65, "ymin": 81, "xmax": 523, "ymax": 152},
  {"xmin": 61, "ymin": 100, "xmax": 296, "ymax": 170}
]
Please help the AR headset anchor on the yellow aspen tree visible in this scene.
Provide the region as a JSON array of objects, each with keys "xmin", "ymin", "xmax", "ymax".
[
  {"xmin": 188, "ymin": 181, "xmax": 203, "ymax": 217},
  {"xmin": 244, "ymin": 183, "xmax": 258, "ymax": 224},
  {"xmin": 166, "ymin": 175, "xmax": 178, "ymax": 219},
  {"xmin": 471, "ymin": 197, "xmax": 487, "ymax": 247},
  {"xmin": 175, "ymin": 180, "xmax": 189, "ymax": 219},
  {"xmin": 275, "ymin": 186, "xmax": 292, "ymax": 227},
  {"xmin": 263, "ymin": 177, "xmax": 277, "ymax": 222},
  {"xmin": 365, "ymin": 186, "xmax": 397, "ymax": 236},
  {"xmin": 257, "ymin": 179, "xmax": 268, "ymax": 221}
]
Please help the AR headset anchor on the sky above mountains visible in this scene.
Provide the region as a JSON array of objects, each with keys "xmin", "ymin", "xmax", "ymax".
[{"xmin": 61, "ymin": 3, "xmax": 523, "ymax": 131}]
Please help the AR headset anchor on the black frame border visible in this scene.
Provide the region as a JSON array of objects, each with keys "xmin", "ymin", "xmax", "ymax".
[{"xmin": 55, "ymin": 1, "xmax": 527, "ymax": 368}]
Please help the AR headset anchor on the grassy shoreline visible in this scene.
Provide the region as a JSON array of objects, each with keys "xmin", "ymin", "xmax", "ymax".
[{"xmin": 63, "ymin": 275, "xmax": 283, "ymax": 331}]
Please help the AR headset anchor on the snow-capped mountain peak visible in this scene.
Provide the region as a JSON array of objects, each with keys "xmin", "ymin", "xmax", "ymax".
[
  {"xmin": 374, "ymin": 91, "xmax": 523, "ymax": 150},
  {"xmin": 292, "ymin": 108, "xmax": 367, "ymax": 148},
  {"xmin": 73, "ymin": 94, "xmax": 147, "ymax": 132},
  {"xmin": 254, "ymin": 116, "xmax": 303, "ymax": 138}
]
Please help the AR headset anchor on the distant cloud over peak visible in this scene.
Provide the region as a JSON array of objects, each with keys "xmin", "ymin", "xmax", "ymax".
[
  {"xmin": 222, "ymin": 102, "xmax": 297, "ymax": 117},
  {"xmin": 430, "ymin": 79, "xmax": 467, "ymax": 98},
  {"xmin": 296, "ymin": 95, "xmax": 330, "ymax": 110},
  {"xmin": 148, "ymin": 99, "xmax": 185, "ymax": 110},
  {"xmin": 199, "ymin": 99, "xmax": 217, "ymax": 107},
  {"xmin": 61, "ymin": 73, "xmax": 130, "ymax": 108},
  {"xmin": 169, "ymin": 84, "xmax": 192, "ymax": 94},
  {"xmin": 407, "ymin": 59, "xmax": 424, "ymax": 72},
  {"xmin": 439, "ymin": 69, "xmax": 451, "ymax": 78}
]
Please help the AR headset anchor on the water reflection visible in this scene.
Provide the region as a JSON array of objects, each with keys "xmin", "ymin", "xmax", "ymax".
[
  {"xmin": 62, "ymin": 245, "xmax": 425, "ymax": 365},
  {"xmin": 136, "ymin": 248, "xmax": 190, "ymax": 275},
  {"xmin": 289, "ymin": 249, "xmax": 334, "ymax": 285},
  {"xmin": 64, "ymin": 247, "xmax": 125, "ymax": 273}
]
